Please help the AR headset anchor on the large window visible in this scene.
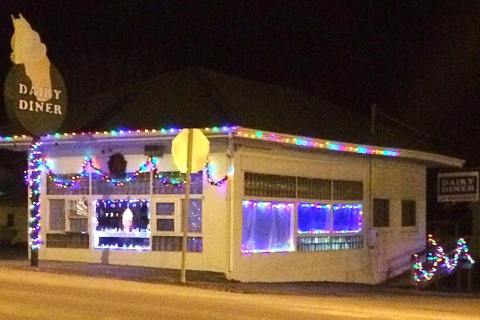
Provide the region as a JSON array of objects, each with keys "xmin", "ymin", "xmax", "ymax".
[
  {"xmin": 244, "ymin": 172, "xmax": 365, "ymax": 253},
  {"xmin": 242, "ymin": 200, "xmax": 294, "ymax": 253},
  {"xmin": 297, "ymin": 203, "xmax": 363, "ymax": 251},
  {"xmin": 94, "ymin": 199, "xmax": 150, "ymax": 250},
  {"xmin": 401, "ymin": 200, "xmax": 416, "ymax": 227},
  {"xmin": 373, "ymin": 198, "xmax": 390, "ymax": 227}
]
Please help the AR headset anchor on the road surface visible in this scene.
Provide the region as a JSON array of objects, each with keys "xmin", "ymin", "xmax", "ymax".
[{"xmin": 0, "ymin": 267, "xmax": 479, "ymax": 319}]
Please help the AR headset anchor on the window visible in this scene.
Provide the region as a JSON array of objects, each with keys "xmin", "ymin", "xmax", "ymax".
[
  {"xmin": 94, "ymin": 199, "xmax": 150, "ymax": 250},
  {"xmin": 332, "ymin": 204, "xmax": 363, "ymax": 233},
  {"xmin": 154, "ymin": 199, "xmax": 202, "ymax": 233},
  {"xmin": 296, "ymin": 203, "xmax": 363, "ymax": 251},
  {"xmin": 402, "ymin": 200, "xmax": 416, "ymax": 227},
  {"xmin": 333, "ymin": 180, "xmax": 363, "ymax": 200},
  {"xmin": 298, "ymin": 235, "xmax": 363, "ymax": 251},
  {"xmin": 47, "ymin": 173, "xmax": 89, "ymax": 195},
  {"xmin": 7, "ymin": 214, "xmax": 14, "ymax": 227},
  {"xmin": 188, "ymin": 199, "xmax": 202, "ymax": 233},
  {"xmin": 242, "ymin": 200, "xmax": 294, "ymax": 253},
  {"xmin": 244, "ymin": 173, "xmax": 296, "ymax": 198},
  {"xmin": 373, "ymin": 199, "xmax": 390, "ymax": 227},
  {"xmin": 297, "ymin": 203, "xmax": 330, "ymax": 234},
  {"xmin": 67, "ymin": 199, "xmax": 88, "ymax": 232},
  {"xmin": 244, "ymin": 173, "xmax": 363, "ymax": 202},
  {"xmin": 156, "ymin": 202, "xmax": 175, "ymax": 232},
  {"xmin": 297, "ymin": 178, "xmax": 331, "ymax": 199},
  {"xmin": 49, "ymin": 199, "xmax": 66, "ymax": 231}
]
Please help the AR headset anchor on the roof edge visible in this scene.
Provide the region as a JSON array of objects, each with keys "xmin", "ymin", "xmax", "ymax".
[{"xmin": 0, "ymin": 125, "xmax": 464, "ymax": 167}]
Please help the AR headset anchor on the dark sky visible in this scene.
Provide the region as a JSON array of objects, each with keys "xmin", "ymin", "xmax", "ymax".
[{"xmin": 1, "ymin": 1, "xmax": 480, "ymax": 165}]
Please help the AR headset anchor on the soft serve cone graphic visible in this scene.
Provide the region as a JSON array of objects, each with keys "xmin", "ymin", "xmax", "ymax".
[{"xmin": 10, "ymin": 14, "xmax": 52, "ymax": 102}]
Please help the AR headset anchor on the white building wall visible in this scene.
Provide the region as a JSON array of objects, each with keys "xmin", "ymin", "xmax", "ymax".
[
  {"xmin": 228, "ymin": 146, "xmax": 426, "ymax": 284},
  {"xmin": 38, "ymin": 142, "xmax": 230, "ymax": 274}
]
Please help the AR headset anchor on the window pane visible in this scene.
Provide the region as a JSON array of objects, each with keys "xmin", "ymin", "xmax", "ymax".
[
  {"xmin": 244, "ymin": 173, "xmax": 296, "ymax": 198},
  {"xmin": 297, "ymin": 178, "xmax": 331, "ymax": 199},
  {"xmin": 68, "ymin": 199, "xmax": 88, "ymax": 217},
  {"xmin": 70, "ymin": 219, "xmax": 88, "ymax": 233},
  {"xmin": 298, "ymin": 235, "xmax": 363, "ymax": 251},
  {"xmin": 333, "ymin": 181, "xmax": 363, "ymax": 200},
  {"xmin": 242, "ymin": 200, "xmax": 294, "ymax": 253},
  {"xmin": 156, "ymin": 203, "xmax": 175, "ymax": 215},
  {"xmin": 188, "ymin": 199, "xmax": 202, "ymax": 233},
  {"xmin": 47, "ymin": 173, "xmax": 89, "ymax": 195},
  {"xmin": 332, "ymin": 204, "xmax": 363, "ymax": 233},
  {"xmin": 373, "ymin": 199, "xmax": 389, "ymax": 227},
  {"xmin": 49, "ymin": 199, "xmax": 65, "ymax": 231},
  {"xmin": 92, "ymin": 172, "xmax": 150, "ymax": 195},
  {"xmin": 402, "ymin": 200, "xmax": 416, "ymax": 227},
  {"xmin": 157, "ymin": 219, "xmax": 174, "ymax": 231},
  {"xmin": 297, "ymin": 203, "xmax": 330, "ymax": 234},
  {"xmin": 153, "ymin": 172, "xmax": 203, "ymax": 194}
]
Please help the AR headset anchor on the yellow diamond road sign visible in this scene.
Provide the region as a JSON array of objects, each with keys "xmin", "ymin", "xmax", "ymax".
[{"xmin": 172, "ymin": 129, "xmax": 210, "ymax": 173}]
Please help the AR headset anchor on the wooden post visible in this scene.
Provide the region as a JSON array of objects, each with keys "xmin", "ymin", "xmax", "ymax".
[{"xmin": 180, "ymin": 129, "xmax": 193, "ymax": 283}]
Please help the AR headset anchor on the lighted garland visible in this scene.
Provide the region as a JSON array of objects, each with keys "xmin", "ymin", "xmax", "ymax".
[
  {"xmin": 205, "ymin": 161, "xmax": 229, "ymax": 186},
  {"xmin": 27, "ymin": 142, "xmax": 43, "ymax": 250},
  {"xmin": 47, "ymin": 157, "xmax": 229, "ymax": 189},
  {"xmin": 411, "ymin": 235, "xmax": 475, "ymax": 284}
]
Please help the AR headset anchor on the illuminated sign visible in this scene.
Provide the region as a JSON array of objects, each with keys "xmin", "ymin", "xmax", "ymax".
[
  {"xmin": 4, "ymin": 14, "xmax": 67, "ymax": 136},
  {"xmin": 438, "ymin": 171, "xmax": 479, "ymax": 202}
]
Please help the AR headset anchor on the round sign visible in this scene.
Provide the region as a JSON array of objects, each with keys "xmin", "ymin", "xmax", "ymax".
[
  {"xmin": 172, "ymin": 129, "xmax": 210, "ymax": 173},
  {"xmin": 4, "ymin": 63, "xmax": 67, "ymax": 137}
]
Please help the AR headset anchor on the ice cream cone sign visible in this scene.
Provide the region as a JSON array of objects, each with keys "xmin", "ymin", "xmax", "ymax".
[
  {"xmin": 10, "ymin": 14, "xmax": 51, "ymax": 102},
  {"xmin": 172, "ymin": 129, "xmax": 210, "ymax": 173},
  {"xmin": 4, "ymin": 14, "xmax": 68, "ymax": 137}
]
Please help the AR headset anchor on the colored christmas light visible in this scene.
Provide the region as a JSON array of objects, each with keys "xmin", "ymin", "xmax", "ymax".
[
  {"xmin": 26, "ymin": 142, "xmax": 43, "ymax": 250},
  {"xmin": 205, "ymin": 161, "xmax": 229, "ymax": 186},
  {"xmin": 411, "ymin": 235, "xmax": 475, "ymax": 284},
  {"xmin": 1, "ymin": 125, "xmax": 400, "ymax": 159}
]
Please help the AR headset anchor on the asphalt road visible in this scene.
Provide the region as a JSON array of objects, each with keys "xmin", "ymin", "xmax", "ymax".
[{"xmin": 0, "ymin": 267, "xmax": 479, "ymax": 320}]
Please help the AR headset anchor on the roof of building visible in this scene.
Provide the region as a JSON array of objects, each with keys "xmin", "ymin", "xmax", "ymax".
[{"xmin": 0, "ymin": 67, "xmax": 461, "ymax": 166}]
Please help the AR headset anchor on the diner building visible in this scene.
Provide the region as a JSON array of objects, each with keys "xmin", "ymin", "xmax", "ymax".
[{"xmin": 0, "ymin": 68, "xmax": 464, "ymax": 283}]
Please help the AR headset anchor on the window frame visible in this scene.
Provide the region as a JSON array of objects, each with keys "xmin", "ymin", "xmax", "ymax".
[{"xmin": 151, "ymin": 195, "xmax": 203, "ymax": 237}]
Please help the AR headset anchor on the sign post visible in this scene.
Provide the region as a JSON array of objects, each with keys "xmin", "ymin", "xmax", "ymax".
[
  {"xmin": 172, "ymin": 129, "xmax": 209, "ymax": 283},
  {"xmin": 4, "ymin": 15, "xmax": 68, "ymax": 267}
]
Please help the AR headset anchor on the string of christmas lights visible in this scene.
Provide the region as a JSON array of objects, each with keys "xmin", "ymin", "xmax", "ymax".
[
  {"xmin": 0, "ymin": 125, "xmax": 401, "ymax": 159},
  {"xmin": 411, "ymin": 235, "xmax": 475, "ymax": 284},
  {"xmin": 46, "ymin": 157, "xmax": 230, "ymax": 189},
  {"xmin": 205, "ymin": 161, "xmax": 229, "ymax": 186},
  {"xmin": 27, "ymin": 142, "xmax": 43, "ymax": 250}
]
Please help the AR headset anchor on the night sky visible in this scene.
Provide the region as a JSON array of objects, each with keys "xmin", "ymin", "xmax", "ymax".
[{"xmin": 1, "ymin": 1, "xmax": 480, "ymax": 165}]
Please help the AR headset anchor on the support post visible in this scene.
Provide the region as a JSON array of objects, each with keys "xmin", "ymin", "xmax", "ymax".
[
  {"xmin": 180, "ymin": 129, "xmax": 193, "ymax": 283},
  {"xmin": 29, "ymin": 137, "xmax": 40, "ymax": 267}
]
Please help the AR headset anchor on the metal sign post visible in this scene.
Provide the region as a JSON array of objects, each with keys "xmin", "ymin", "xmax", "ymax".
[
  {"xmin": 180, "ymin": 129, "xmax": 193, "ymax": 283},
  {"xmin": 172, "ymin": 128, "xmax": 210, "ymax": 283}
]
